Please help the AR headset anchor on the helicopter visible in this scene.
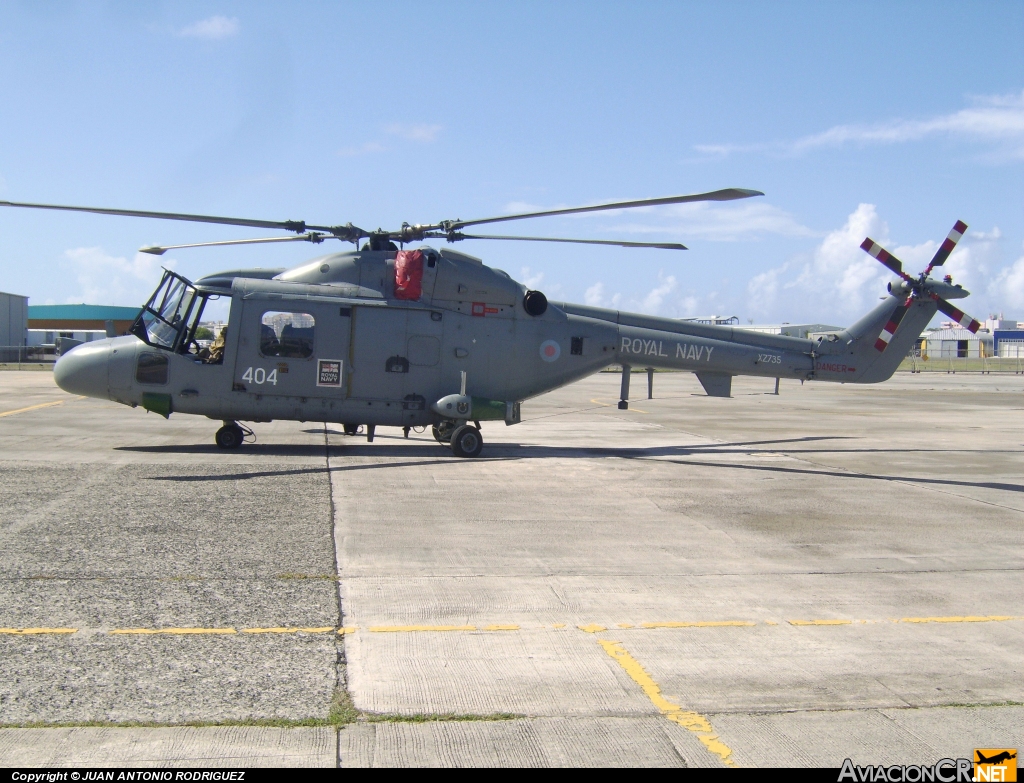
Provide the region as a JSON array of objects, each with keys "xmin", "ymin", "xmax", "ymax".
[{"xmin": 0, "ymin": 191, "xmax": 980, "ymax": 457}]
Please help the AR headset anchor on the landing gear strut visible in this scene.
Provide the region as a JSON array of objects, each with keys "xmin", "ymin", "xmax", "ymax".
[
  {"xmin": 215, "ymin": 421, "xmax": 246, "ymax": 449},
  {"xmin": 432, "ymin": 421, "xmax": 455, "ymax": 444}
]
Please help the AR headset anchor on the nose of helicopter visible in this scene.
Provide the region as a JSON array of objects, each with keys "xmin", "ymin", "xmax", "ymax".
[{"xmin": 53, "ymin": 341, "xmax": 111, "ymax": 399}]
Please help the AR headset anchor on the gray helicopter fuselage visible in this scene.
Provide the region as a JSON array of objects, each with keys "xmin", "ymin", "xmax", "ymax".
[{"xmin": 53, "ymin": 245, "xmax": 942, "ymax": 425}]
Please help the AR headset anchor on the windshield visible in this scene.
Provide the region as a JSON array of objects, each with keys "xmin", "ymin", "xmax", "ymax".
[{"xmin": 132, "ymin": 270, "xmax": 208, "ymax": 352}]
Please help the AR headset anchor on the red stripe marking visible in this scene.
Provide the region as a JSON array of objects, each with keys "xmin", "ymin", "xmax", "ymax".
[{"xmin": 874, "ymin": 338, "xmax": 887, "ymax": 351}]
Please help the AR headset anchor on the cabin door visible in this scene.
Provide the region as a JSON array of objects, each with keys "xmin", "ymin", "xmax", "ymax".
[{"xmin": 232, "ymin": 300, "xmax": 351, "ymax": 401}]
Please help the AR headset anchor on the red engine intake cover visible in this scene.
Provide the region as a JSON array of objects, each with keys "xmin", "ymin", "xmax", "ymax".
[{"xmin": 394, "ymin": 249, "xmax": 423, "ymax": 300}]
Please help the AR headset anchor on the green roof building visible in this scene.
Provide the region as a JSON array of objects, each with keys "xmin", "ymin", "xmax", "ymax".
[{"xmin": 28, "ymin": 304, "xmax": 141, "ymax": 335}]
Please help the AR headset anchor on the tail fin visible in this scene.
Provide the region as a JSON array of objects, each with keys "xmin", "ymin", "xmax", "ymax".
[{"xmin": 818, "ymin": 295, "xmax": 936, "ymax": 383}]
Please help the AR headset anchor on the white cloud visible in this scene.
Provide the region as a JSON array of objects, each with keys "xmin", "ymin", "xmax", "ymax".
[
  {"xmin": 62, "ymin": 247, "xmax": 170, "ymax": 306},
  {"xmin": 613, "ymin": 201, "xmax": 814, "ymax": 242},
  {"xmin": 989, "ymin": 243, "xmax": 1024, "ymax": 312},
  {"xmin": 584, "ymin": 281, "xmax": 604, "ymax": 306},
  {"xmin": 692, "ymin": 143, "xmax": 765, "ymax": 158},
  {"xmin": 697, "ymin": 90, "xmax": 1024, "ymax": 161},
  {"xmin": 640, "ymin": 272, "xmax": 677, "ymax": 313},
  {"xmin": 504, "ymin": 201, "xmax": 546, "ymax": 214},
  {"xmin": 677, "ymin": 295, "xmax": 701, "ymax": 318},
  {"xmin": 520, "ymin": 266, "xmax": 544, "ymax": 289},
  {"xmin": 384, "ymin": 123, "xmax": 443, "ymax": 143},
  {"xmin": 745, "ymin": 204, "xmax": 901, "ymax": 321},
  {"xmin": 583, "ymin": 281, "xmax": 622, "ymax": 310},
  {"xmin": 583, "ymin": 273, "xmax": 681, "ymax": 315},
  {"xmin": 740, "ymin": 205, "xmax": 1009, "ymax": 324},
  {"xmin": 337, "ymin": 141, "xmax": 386, "ymax": 157},
  {"xmin": 178, "ymin": 15, "xmax": 240, "ymax": 40},
  {"xmin": 336, "ymin": 124, "xmax": 442, "ymax": 158}
]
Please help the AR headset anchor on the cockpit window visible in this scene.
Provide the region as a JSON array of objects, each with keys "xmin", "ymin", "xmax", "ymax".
[
  {"xmin": 260, "ymin": 311, "xmax": 315, "ymax": 358},
  {"xmin": 132, "ymin": 270, "xmax": 209, "ymax": 353}
]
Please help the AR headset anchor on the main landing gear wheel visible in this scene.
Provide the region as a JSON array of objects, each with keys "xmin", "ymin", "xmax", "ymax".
[
  {"xmin": 432, "ymin": 422, "xmax": 454, "ymax": 444},
  {"xmin": 450, "ymin": 424, "xmax": 483, "ymax": 458},
  {"xmin": 215, "ymin": 423, "xmax": 244, "ymax": 449}
]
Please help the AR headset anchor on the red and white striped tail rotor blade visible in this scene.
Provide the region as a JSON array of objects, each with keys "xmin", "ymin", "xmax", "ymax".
[
  {"xmin": 925, "ymin": 220, "xmax": 967, "ymax": 276},
  {"xmin": 861, "ymin": 238, "xmax": 913, "ymax": 281},
  {"xmin": 874, "ymin": 298, "xmax": 912, "ymax": 352},
  {"xmin": 932, "ymin": 294, "xmax": 981, "ymax": 333}
]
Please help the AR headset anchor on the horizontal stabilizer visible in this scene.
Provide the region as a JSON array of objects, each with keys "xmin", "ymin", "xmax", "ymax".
[{"xmin": 695, "ymin": 371, "xmax": 732, "ymax": 398}]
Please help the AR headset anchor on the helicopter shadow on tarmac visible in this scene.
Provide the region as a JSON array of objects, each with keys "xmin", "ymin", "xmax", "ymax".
[{"xmin": 123, "ymin": 434, "xmax": 1024, "ymax": 493}]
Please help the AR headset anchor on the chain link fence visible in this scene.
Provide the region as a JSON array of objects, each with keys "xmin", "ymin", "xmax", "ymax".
[
  {"xmin": 898, "ymin": 355, "xmax": 1024, "ymax": 374},
  {"xmin": 0, "ymin": 346, "xmax": 57, "ymax": 369}
]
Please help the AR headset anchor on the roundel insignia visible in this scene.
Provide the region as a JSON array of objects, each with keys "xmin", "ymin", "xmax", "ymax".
[{"xmin": 539, "ymin": 339, "xmax": 561, "ymax": 362}]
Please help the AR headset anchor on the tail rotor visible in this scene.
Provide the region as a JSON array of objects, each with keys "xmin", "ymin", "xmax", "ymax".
[{"xmin": 860, "ymin": 221, "xmax": 980, "ymax": 353}]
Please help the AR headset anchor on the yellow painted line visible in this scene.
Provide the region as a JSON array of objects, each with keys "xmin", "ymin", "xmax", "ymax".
[
  {"xmin": 597, "ymin": 639, "xmax": 736, "ymax": 767},
  {"xmin": 369, "ymin": 625, "xmax": 477, "ymax": 633},
  {"xmin": 641, "ymin": 620, "xmax": 755, "ymax": 629},
  {"xmin": 240, "ymin": 627, "xmax": 334, "ymax": 634},
  {"xmin": 589, "ymin": 398, "xmax": 648, "ymax": 413},
  {"xmin": 617, "ymin": 623, "xmax": 635, "ymax": 629},
  {"xmin": 788, "ymin": 619, "xmax": 853, "ymax": 626},
  {"xmin": 109, "ymin": 627, "xmax": 237, "ymax": 635},
  {"xmin": 578, "ymin": 624, "xmax": 607, "ymax": 634},
  {"xmin": 0, "ymin": 627, "xmax": 78, "ymax": 635},
  {"xmin": 0, "ymin": 400, "xmax": 67, "ymax": 418},
  {"xmin": 483, "ymin": 624, "xmax": 520, "ymax": 631},
  {"xmin": 552, "ymin": 623, "xmax": 566, "ymax": 629},
  {"xmin": 337, "ymin": 627, "xmax": 358, "ymax": 635},
  {"xmin": 898, "ymin": 615, "xmax": 1019, "ymax": 624}
]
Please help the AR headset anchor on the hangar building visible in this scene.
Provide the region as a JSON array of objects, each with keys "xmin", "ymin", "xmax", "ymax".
[
  {"xmin": 27, "ymin": 304, "xmax": 141, "ymax": 347},
  {"xmin": 1, "ymin": 290, "xmax": 29, "ymax": 360}
]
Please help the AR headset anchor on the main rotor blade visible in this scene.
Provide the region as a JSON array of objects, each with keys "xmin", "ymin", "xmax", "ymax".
[
  {"xmin": 446, "ymin": 188, "xmax": 764, "ymax": 231},
  {"xmin": 450, "ymin": 233, "xmax": 687, "ymax": 250},
  {"xmin": 0, "ymin": 199, "xmax": 347, "ymax": 235},
  {"xmin": 861, "ymin": 237, "xmax": 914, "ymax": 282},
  {"xmin": 925, "ymin": 220, "xmax": 967, "ymax": 276},
  {"xmin": 931, "ymin": 294, "xmax": 981, "ymax": 333},
  {"xmin": 139, "ymin": 233, "xmax": 335, "ymax": 256}
]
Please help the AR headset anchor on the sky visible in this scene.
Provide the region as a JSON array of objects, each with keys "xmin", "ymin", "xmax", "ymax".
[{"xmin": 1, "ymin": 1, "xmax": 1022, "ymax": 328}]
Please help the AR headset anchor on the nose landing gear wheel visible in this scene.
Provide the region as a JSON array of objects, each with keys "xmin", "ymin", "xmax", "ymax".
[
  {"xmin": 215, "ymin": 424, "xmax": 244, "ymax": 449},
  {"xmin": 449, "ymin": 423, "xmax": 483, "ymax": 458}
]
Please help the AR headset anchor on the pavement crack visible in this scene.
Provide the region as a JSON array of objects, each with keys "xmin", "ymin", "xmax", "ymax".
[{"xmin": 325, "ymin": 422, "xmax": 353, "ymax": 754}]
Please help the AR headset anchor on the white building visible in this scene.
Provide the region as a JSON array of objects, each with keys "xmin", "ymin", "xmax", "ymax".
[
  {"xmin": 919, "ymin": 327, "xmax": 992, "ymax": 359},
  {"xmin": 738, "ymin": 322, "xmax": 843, "ymax": 339}
]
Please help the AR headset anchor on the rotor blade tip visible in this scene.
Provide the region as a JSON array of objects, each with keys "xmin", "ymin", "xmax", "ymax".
[{"xmin": 139, "ymin": 246, "xmax": 166, "ymax": 256}]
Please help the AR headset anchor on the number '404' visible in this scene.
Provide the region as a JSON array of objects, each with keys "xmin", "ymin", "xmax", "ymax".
[{"xmin": 242, "ymin": 367, "xmax": 278, "ymax": 385}]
